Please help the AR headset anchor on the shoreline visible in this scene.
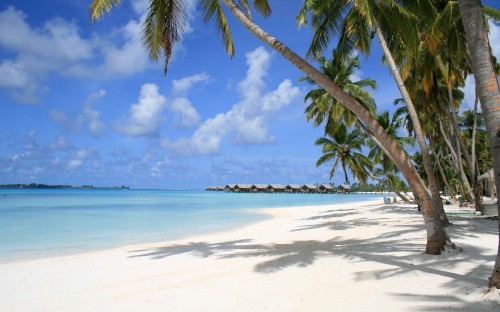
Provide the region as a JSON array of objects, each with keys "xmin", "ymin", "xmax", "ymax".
[
  {"xmin": 0, "ymin": 197, "xmax": 385, "ymax": 265},
  {"xmin": 1, "ymin": 199, "xmax": 499, "ymax": 311}
]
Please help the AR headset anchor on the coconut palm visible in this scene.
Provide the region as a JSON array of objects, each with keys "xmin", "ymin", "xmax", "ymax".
[
  {"xmin": 297, "ymin": 0, "xmax": 447, "ymax": 230},
  {"xmin": 89, "ymin": 0, "xmax": 452, "ymax": 253},
  {"xmin": 458, "ymin": 0, "xmax": 500, "ymax": 287},
  {"xmin": 315, "ymin": 124, "xmax": 372, "ymax": 185},
  {"xmin": 301, "ymin": 53, "xmax": 377, "ymax": 130},
  {"xmin": 367, "ymin": 110, "xmax": 415, "ymax": 172}
]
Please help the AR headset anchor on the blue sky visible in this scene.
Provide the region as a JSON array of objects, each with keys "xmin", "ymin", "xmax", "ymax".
[{"xmin": 1, "ymin": 0, "xmax": 499, "ymax": 189}]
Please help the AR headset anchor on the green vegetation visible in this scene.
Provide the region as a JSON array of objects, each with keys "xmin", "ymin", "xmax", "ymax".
[{"xmin": 88, "ymin": 0, "xmax": 500, "ymax": 287}]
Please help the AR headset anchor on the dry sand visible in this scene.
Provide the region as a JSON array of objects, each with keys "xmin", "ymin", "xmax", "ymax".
[{"xmin": 1, "ymin": 199, "xmax": 499, "ymax": 311}]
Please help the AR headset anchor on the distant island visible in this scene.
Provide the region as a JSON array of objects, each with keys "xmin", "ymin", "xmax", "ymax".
[{"xmin": 0, "ymin": 183, "xmax": 130, "ymax": 190}]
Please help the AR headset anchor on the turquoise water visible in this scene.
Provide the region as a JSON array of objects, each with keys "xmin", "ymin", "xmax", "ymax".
[{"xmin": 0, "ymin": 189, "xmax": 383, "ymax": 262}]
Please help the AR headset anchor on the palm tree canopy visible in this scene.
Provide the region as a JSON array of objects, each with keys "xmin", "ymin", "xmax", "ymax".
[
  {"xmin": 89, "ymin": 0, "xmax": 271, "ymax": 73},
  {"xmin": 315, "ymin": 123, "xmax": 372, "ymax": 184},
  {"xmin": 302, "ymin": 53, "xmax": 377, "ymax": 129}
]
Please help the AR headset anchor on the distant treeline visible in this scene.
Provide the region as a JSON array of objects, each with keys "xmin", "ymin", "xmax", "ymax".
[{"xmin": 0, "ymin": 183, "xmax": 129, "ymax": 190}]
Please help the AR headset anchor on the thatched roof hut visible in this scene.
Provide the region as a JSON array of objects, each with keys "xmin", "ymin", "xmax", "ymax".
[
  {"xmin": 285, "ymin": 184, "xmax": 302, "ymax": 193},
  {"xmin": 269, "ymin": 184, "xmax": 286, "ymax": 193},
  {"xmin": 234, "ymin": 184, "xmax": 252, "ymax": 193},
  {"xmin": 318, "ymin": 184, "xmax": 335, "ymax": 193},
  {"xmin": 338, "ymin": 184, "xmax": 351, "ymax": 193},
  {"xmin": 252, "ymin": 184, "xmax": 270, "ymax": 193},
  {"xmin": 302, "ymin": 184, "xmax": 318, "ymax": 193}
]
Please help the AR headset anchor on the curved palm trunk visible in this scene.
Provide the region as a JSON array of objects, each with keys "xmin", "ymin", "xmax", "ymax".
[
  {"xmin": 341, "ymin": 161, "xmax": 349, "ymax": 185},
  {"xmin": 372, "ymin": 17, "xmax": 450, "ymax": 226},
  {"xmin": 220, "ymin": 0, "xmax": 452, "ymax": 254},
  {"xmin": 458, "ymin": 0, "xmax": 500, "ymax": 288},
  {"xmin": 472, "ymin": 94, "xmax": 481, "ymax": 211},
  {"xmin": 430, "ymin": 143, "xmax": 455, "ymax": 197},
  {"xmin": 447, "ymin": 86, "xmax": 475, "ymax": 203}
]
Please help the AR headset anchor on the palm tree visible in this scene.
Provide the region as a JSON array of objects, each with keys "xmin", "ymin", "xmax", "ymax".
[
  {"xmin": 367, "ymin": 110, "xmax": 415, "ymax": 171},
  {"xmin": 89, "ymin": 0, "xmax": 452, "ymax": 254},
  {"xmin": 458, "ymin": 0, "xmax": 500, "ymax": 288},
  {"xmin": 302, "ymin": 53, "xmax": 377, "ymax": 130},
  {"xmin": 315, "ymin": 124, "xmax": 372, "ymax": 185},
  {"xmin": 297, "ymin": 0, "xmax": 447, "ymax": 229}
]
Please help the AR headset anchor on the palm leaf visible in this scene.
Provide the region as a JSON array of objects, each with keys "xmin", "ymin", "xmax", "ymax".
[
  {"xmin": 89, "ymin": 0, "xmax": 122, "ymax": 24},
  {"xmin": 483, "ymin": 6, "xmax": 500, "ymax": 23},
  {"xmin": 199, "ymin": 0, "xmax": 235, "ymax": 59}
]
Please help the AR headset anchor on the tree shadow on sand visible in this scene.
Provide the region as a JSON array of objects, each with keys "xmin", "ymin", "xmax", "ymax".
[{"xmin": 128, "ymin": 202, "xmax": 498, "ymax": 307}]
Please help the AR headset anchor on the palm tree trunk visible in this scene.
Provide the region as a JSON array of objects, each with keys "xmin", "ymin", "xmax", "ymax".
[
  {"xmin": 372, "ymin": 16, "xmax": 449, "ymax": 227},
  {"xmin": 458, "ymin": 0, "xmax": 500, "ymax": 288},
  {"xmin": 447, "ymin": 85, "xmax": 475, "ymax": 203},
  {"xmin": 439, "ymin": 113, "xmax": 473, "ymax": 201},
  {"xmin": 430, "ymin": 142, "xmax": 454, "ymax": 197},
  {"xmin": 220, "ymin": 0, "xmax": 454, "ymax": 254},
  {"xmin": 472, "ymin": 93, "xmax": 481, "ymax": 211}
]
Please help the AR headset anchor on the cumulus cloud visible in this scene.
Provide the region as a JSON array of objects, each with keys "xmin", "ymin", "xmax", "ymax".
[
  {"xmin": 172, "ymin": 73, "xmax": 210, "ymax": 95},
  {"xmin": 48, "ymin": 89, "xmax": 106, "ymax": 136},
  {"xmin": 0, "ymin": 7, "xmax": 92, "ymax": 103},
  {"xmin": 0, "ymin": 3, "xmax": 200, "ymax": 104},
  {"xmin": 66, "ymin": 148, "xmax": 95, "ymax": 170},
  {"xmin": 162, "ymin": 46, "xmax": 300, "ymax": 155},
  {"xmin": 169, "ymin": 97, "xmax": 201, "ymax": 128},
  {"xmin": 82, "ymin": 90, "xmax": 106, "ymax": 137},
  {"xmin": 115, "ymin": 83, "xmax": 167, "ymax": 136}
]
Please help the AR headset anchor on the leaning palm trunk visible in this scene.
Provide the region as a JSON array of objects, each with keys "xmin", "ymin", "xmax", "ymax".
[
  {"xmin": 458, "ymin": 0, "xmax": 500, "ymax": 288},
  {"xmin": 220, "ymin": 0, "xmax": 452, "ymax": 254},
  {"xmin": 430, "ymin": 143, "xmax": 455, "ymax": 197},
  {"xmin": 472, "ymin": 94, "xmax": 481, "ymax": 211},
  {"xmin": 372, "ymin": 17, "xmax": 449, "ymax": 226},
  {"xmin": 447, "ymin": 86, "xmax": 475, "ymax": 203}
]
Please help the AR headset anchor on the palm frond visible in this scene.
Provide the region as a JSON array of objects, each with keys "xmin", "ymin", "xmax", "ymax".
[
  {"xmin": 483, "ymin": 6, "xmax": 500, "ymax": 23},
  {"xmin": 89, "ymin": 0, "xmax": 122, "ymax": 24},
  {"xmin": 143, "ymin": 0, "xmax": 188, "ymax": 74},
  {"xmin": 199, "ymin": 0, "xmax": 235, "ymax": 59}
]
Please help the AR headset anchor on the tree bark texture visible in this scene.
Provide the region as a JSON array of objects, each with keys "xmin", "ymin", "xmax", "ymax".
[
  {"xmin": 372, "ymin": 17, "xmax": 449, "ymax": 226},
  {"xmin": 458, "ymin": 0, "xmax": 500, "ymax": 288},
  {"xmin": 221, "ymin": 0, "xmax": 451, "ymax": 254}
]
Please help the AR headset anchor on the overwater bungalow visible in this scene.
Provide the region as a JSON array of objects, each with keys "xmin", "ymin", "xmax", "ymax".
[
  {"xmin": 318, "ymin": 184, "xmax": 335, "ymax": 194},
  {"xmin": 224, "ymin": 184, "xmax": 236, "ymax": 192},
  {"xmin": 285, "ymin": 184, "xmax": 302, "ymax": 193},
  {"xmin": 252, "ymin": 184, "xmax": 270, "ymax": 193},
  {"xmin": 234, "ymin": 184, "xmax": 252, "ymax": 193},
  {"xmin": 269, "ymin": 184, "xmax": 286, "ymax": 193},
  {"xmin": 302, "ymin": 184, "xmax": 318, "ymax": 193},
  {"xmin": 338, "ymin": 184, "xmax": 351, "ymax": 193}
]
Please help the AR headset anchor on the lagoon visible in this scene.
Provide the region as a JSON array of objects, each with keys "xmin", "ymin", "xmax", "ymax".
[{"xmin": 0, "ymin": 189, "xmax": 383, "ymax": 262}]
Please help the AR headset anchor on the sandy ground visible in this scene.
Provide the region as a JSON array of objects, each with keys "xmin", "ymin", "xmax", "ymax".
[{"xmin": 0, "ymin": 199, "xmax": 499, "ymax": 311}]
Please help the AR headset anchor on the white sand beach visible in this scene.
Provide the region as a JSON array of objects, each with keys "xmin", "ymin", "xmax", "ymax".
[{"xmin": 0, "ymin": 199, "xmax": 499, "ymax": 311}]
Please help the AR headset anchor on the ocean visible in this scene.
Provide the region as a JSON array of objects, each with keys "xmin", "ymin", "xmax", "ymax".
[{"xmin": 0, "ymin": 189, "xmax": 383, "ymax": 263}]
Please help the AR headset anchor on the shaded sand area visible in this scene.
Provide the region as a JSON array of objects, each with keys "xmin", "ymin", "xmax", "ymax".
[{"xmin": 1, "ymin": 200, "xmax": 499, "ymax": 311}]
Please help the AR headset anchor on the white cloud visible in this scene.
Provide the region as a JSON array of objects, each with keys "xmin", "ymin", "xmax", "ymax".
[
  {"xmin": 48, "ymin": 90, "xmax": 106, "ymax": 136},
  {"xmin": 0, "ymin": 4, "xmax": 200, "ymax": 104},
  {"xmin": 163, "ymin": 47, "xmax": 300, "ymax": 155},
  {"xmin": 169, "ymin": 97, "xmax": 201, "ymax": 128},
  {"xmin": 82, "ymin": 90, "xmax": 106, "ymax": 137},
  {"xmin": 115, "ymin": 83, "xmax": 167, "ymax": 136},
  {"xmin": 0, "ymin": 7, "xmax": 93, "ymax": 103},
  {"xmin": 172, "ymin": 73, "xmax": 210, "ymax": 95},
  {"xmin": 66, "ymin": 148, "xmax": 94, "ymax": 170},
  {"xmin": 150, "ymin": 157, "xmax": 170, "ymax": 178}
]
